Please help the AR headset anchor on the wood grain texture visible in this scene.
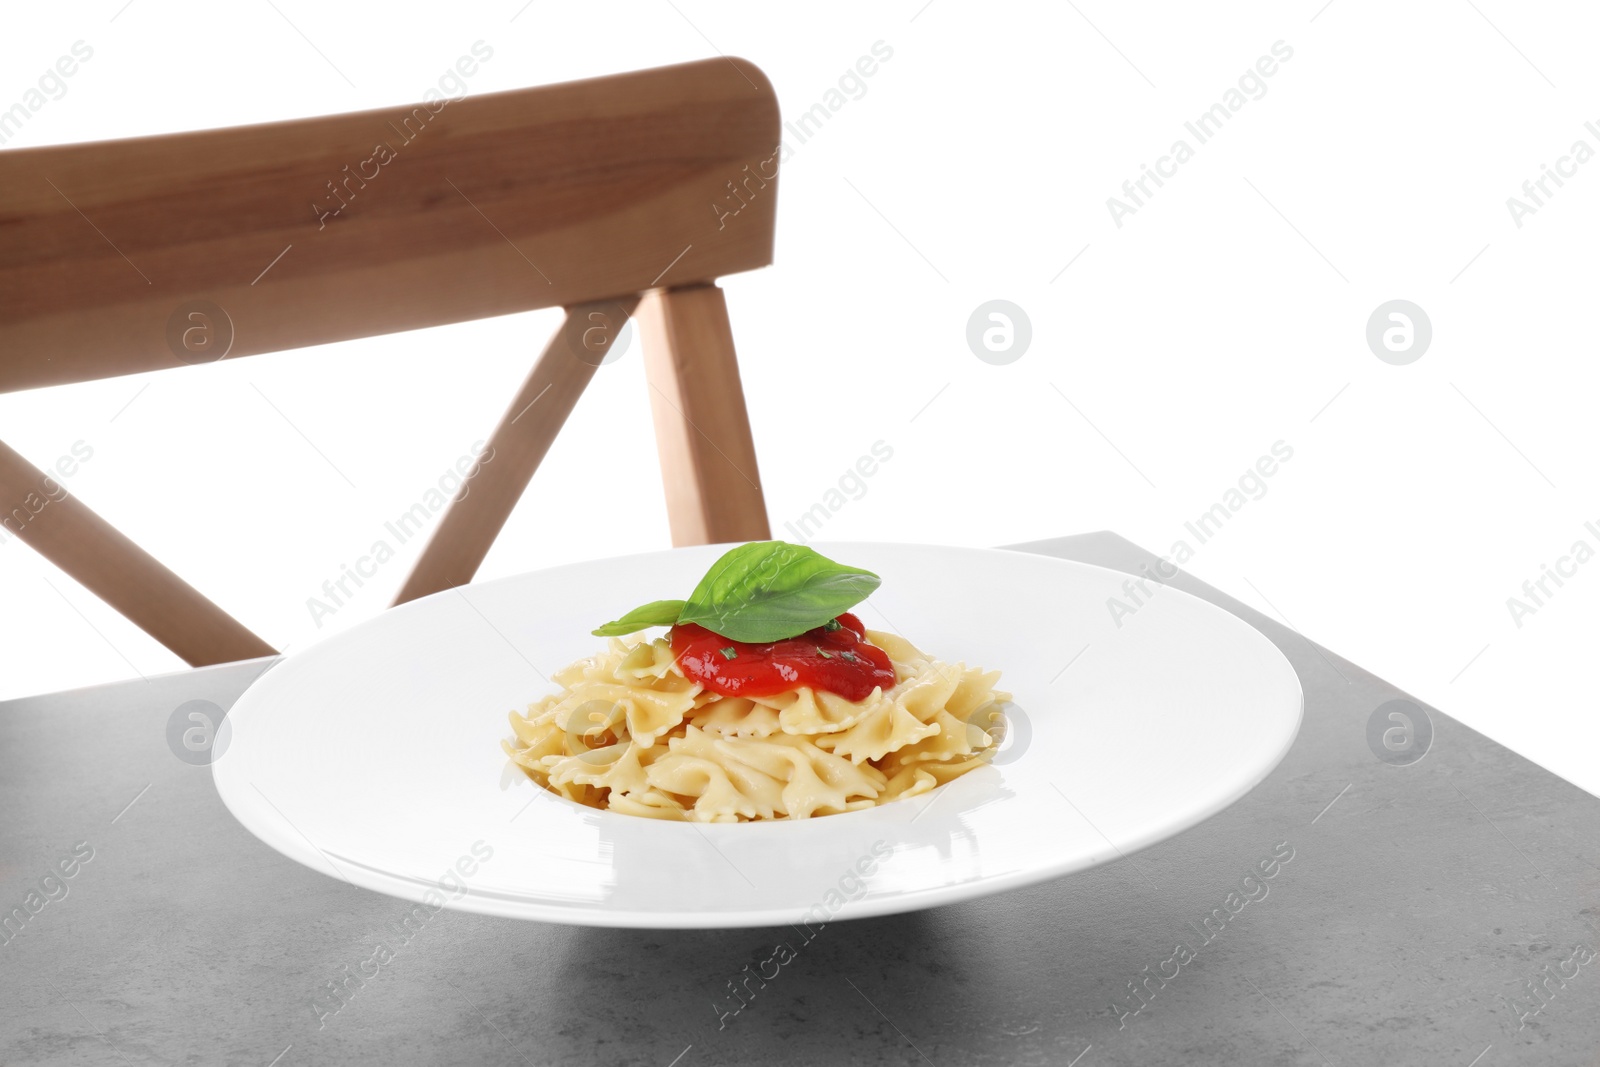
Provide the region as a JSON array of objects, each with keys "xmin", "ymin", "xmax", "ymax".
[
  {"xmin": 390, "ymin": 297, "xmax": 640, "ymax": 605},
  {"xmin": 0, "ymin": 58, "xmax": 779, "ymax": 394},
  {"xmin": 0, "ymin": 439, "xmax": 276, "ymax": 666},
  {"xmin": 639, "ymin": 283, "xmax": 771, "ymax": 545},
  {"xmin": 0, "ymin": 59, "xmax": 780, "ymax": 667}
]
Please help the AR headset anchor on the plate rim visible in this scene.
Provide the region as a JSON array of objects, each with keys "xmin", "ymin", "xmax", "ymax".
[{"xmin": 212, "ymin": 540, "xmax": 1305, "ymax": 927}]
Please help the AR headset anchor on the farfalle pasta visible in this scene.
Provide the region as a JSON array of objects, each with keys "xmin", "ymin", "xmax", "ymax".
[{"xmin": 503, "ymin": 628, "xmax": 1010, "ymax": 822}]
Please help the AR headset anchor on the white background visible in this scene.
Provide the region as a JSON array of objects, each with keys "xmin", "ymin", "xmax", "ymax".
[{"xmin": 2, "ymin": 2, "xmax": 1596, "ymax": 795}]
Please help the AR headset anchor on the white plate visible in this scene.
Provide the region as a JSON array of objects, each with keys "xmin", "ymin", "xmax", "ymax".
[{"xmin": 213, "ymin": 542, "xmax": 1302, "ymax": 928}]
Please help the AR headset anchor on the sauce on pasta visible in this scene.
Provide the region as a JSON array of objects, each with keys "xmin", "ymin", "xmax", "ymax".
[{"xmin": 670, "ymin": 613, "xmax": 896, "ymax": 701}]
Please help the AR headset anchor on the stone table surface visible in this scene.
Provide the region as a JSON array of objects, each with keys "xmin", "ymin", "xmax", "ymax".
[{"xmin": 3, "ymin": 532, "xmax": 1598, "ymax": 1066}]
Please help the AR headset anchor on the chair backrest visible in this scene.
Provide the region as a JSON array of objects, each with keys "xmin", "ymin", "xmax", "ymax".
[{"xmin": 0, "ymin": 57, "xmax": 778, "ymax": 666}]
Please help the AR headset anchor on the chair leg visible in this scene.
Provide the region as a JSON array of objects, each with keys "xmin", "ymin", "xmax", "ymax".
[
  {"xmin": 391, "ymin": 298, "xmax": 635, "ymax": 605},
  {"xmin": 639, "ymin": 283, "xmax": 771, "ymax": 546},
  {"xmin": 0, "ymin": 439, "xmax": 276, "ymax": 666}
]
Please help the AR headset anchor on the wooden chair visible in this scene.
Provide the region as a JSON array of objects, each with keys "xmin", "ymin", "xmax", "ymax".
[{"xmin": 0, "ymin": 58, "xmax": 777, "ymax": 667}]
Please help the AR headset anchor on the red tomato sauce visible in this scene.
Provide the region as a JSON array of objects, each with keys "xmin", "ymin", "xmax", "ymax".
[{"xmin": 670, "ymin": 613, "xmax": 897, "ymax": 702}]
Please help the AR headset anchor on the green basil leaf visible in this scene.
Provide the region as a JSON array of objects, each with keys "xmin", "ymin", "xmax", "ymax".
[
  {"xmin": 591, "ymin": 599, "xmax": 686, "ymax": 637},
  {"xmin": 677, "ymin": 541, "xmax": 880, "ymax": 642}
]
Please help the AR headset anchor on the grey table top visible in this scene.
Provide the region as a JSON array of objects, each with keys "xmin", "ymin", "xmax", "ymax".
[{"xmin": 3, "ymin": 532, "xmax": 1598, "ymax": 1067}]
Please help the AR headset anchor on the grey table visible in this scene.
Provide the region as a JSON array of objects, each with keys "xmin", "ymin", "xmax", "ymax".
[{"xmin": 4, "ymin": 532, "xmax": 1598, "ymax": 1066}]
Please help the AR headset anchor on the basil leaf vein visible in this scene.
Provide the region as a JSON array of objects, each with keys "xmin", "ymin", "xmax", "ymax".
[{"xmin": 676, "ymin": 541, "xmax": 880, "ymax": 643}]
